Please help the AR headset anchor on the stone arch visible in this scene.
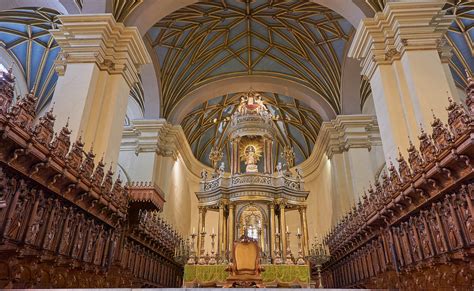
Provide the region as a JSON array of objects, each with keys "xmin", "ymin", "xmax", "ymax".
[
  {"xmin": 340, "ymin": 34, "xmax": 363, "ymax": 115},
  {"xmin": 168, "ymin": 75, "xmax": 337, "ymax": 124}
]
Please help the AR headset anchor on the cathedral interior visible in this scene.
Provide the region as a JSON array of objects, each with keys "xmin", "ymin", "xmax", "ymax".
[{"xmin": 0, "ymin": 0, "xmax": 473, "ymax": 289}]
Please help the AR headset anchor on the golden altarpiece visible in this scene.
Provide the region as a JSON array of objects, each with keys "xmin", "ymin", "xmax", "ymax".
[{"xmin": 184, "ymin": 92, "xmax": 311, "ymax": 287}]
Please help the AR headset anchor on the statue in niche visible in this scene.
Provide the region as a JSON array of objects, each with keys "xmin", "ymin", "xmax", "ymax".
[
  {"xmin": 240, "ymin": 140, "xmax": 263, "ymax": 173},
  {"xmin": 245, "ymin": 146, "xmax": 258, "ymax": 173}
]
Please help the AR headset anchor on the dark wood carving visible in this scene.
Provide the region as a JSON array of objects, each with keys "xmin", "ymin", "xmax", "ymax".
[
  {"xmin": 321, "ymin": 78, "xmax": 474, "ymax": 289},
  {"xmin": 0, "ymin": 72, "xmax": 184, "ymax": 288}
]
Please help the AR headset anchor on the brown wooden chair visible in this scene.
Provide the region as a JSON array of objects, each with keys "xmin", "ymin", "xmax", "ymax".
[{"xmin": 224, "ymin": 236, "xmax": 264, "ymax": 288}]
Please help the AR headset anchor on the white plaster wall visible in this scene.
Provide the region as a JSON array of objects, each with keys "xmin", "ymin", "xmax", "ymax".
[{"xmin": 154, "ymin": 155, "xmax": 200, "ymax": 236}]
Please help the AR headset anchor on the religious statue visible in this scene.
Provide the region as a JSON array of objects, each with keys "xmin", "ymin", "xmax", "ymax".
[
  {"xmin": 276, "ymin": 162, "xmax": 283, "ymax": 175},
  {"xmin": 244, "ymin": 146, "xmax": 258, "ymax": 173},
  {"xmin": 282, "ymin": 145, "xmax": 295, "ymax": 168},
  {"xmin": 218, "ymin": 162, "xmax": 225, "ymax": 176}
]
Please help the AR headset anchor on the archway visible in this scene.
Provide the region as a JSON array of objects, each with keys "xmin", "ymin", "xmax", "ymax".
[{"xmin": 169, "ymin": 75, "xmax": 337, "ymax": 124}]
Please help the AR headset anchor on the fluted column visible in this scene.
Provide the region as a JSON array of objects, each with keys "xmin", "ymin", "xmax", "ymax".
[
  {"xmin": 349, "ymin": 1, "xmax": 457, "ymax": 163},
  {"xmin": 49, "ymin": 14, "xmax": 151, "ymax": 166},
  {"xmin": 228, "ymin": 203, "xmax": 235, "ymax": 260},
  {"xmin": 269, "ymin": 203, "xmax": 276, "ymax": 261},
  {"xmin": 279, "ymin": 200, "xmax": 287, "ymax": 259}
]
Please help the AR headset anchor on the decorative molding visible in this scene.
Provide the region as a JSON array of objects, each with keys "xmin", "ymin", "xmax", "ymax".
[
  {"xmin": 122, "ymin": 116, "xmax": 380, "ymax": 181},
  {"xmin": 50, "ymin": 14, "xmax": 152, "ymax": 86},
  {"xmin": 121, "ymin": 119, "xmax": 213, "ymax": 178},
  {"xmin": 349, "ymin": 1, "xmax": 454, "ymax": 79},
  {"xmin": 298, "ymin": 115, "xmax": 381, "ymax": 178}
]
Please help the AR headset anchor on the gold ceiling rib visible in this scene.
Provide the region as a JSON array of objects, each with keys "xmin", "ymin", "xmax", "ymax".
[
  {"xmin": 113, "ymin": 0, "xmax": 143, "ymax": 23},
  {"xmin": 148, "ymin": 0, "xmax": 352, "ymax": 118}
]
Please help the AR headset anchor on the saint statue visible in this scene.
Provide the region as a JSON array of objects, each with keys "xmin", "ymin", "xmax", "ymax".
[{"xmin": 244, "ymin": 146, "xmax": 258, "ymax": 173}]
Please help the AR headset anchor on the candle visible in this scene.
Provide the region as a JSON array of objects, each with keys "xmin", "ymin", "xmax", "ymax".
[
  {"xmin": 276, "ymin": 226, "xmax": 279, "ymax": 234},
  {"xmin": 212, "ymin": 227, "xmax": 215, "ymax": 234},
  {"xmin": 193, "ymin": 227, "xmax": 195, "ymax": 234},
  {"xmin": 286, "ymin": 226, "xmax": 289, "ymax": 232},
  {"xmin": 297, "ymin": 228, "xmax": 300, "ymax": 235}
]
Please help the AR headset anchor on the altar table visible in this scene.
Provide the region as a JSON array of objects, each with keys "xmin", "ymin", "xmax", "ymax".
[{"xmin": 183, "ymin": 264, "xmax": 311, "ymax": 288}]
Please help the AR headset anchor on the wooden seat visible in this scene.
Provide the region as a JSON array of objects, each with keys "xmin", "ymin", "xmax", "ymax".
[{"xmin": 224, "ymin": 236, "xmax": 264, "ymax": 288}]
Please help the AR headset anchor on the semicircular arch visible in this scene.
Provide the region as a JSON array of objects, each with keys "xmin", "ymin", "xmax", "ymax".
[{"xmin": 169, "ymin": 75, "xmax": 337, "ymax": 124}]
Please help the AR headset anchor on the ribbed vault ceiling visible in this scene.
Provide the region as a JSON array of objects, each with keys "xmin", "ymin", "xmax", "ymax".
[
  {"xmin": 147, "ymin": 0, "xmax": 353, "ymax": 118},
  {"xmin": 181, "ymin": 92, "xmax": 322, "ymax": 168},
  {"xmin": 0, "ymin": 7, "xmax": 61, "ymax": 111}
]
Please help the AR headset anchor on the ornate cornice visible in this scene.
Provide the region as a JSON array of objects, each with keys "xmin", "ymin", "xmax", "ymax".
[
  {"xmin": 50, "ymin": 14, "xmax": 151, "ymax": 86},
  {"xmin": 122, "ymin": 116, "xmax": 380, "ymax": 181},
  {"xmin": 298, "ymin": 115, "xmax": 381, "ymax": 178},
  {"xmin": 121, "ymin": 119, "xmax": 212, "ymax": 179},
  {"xmin": 349, "ymin": 1, "xmax": 454, "ymax": 79}
]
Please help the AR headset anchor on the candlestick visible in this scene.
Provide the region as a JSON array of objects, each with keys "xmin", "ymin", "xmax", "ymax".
[
  {"xmin": 274, "ymin": 232, "xmax": 283, "ymax": 264},
  {"xmin": 198, "ymin": 230, "xmax": 207, "ymax": 265},
  {"xmin": 187, "ymin": 233, "xmax": 197, "ymax": 264},
  {"xmin": 285, "ymin": 229, "xmax": 294, "ymax": 265},
  {"xmin": 306, "ymin": 235, "xmax": 331, "ymax": 288},
  {"xmin": 296, "ymin": 232, "xmax": 305, "ymax": 265},
  {"xmin": 208, "ymin": 233, "xmax": 217, "ymax": 265}
]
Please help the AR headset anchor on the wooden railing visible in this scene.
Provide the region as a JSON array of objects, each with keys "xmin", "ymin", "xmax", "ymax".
[
  {"xmin": 321, "ymin": 75, "xmax": 474, "ymax": 289},
  {"xmin": 0, "ymin": 68, "xmax": 184, "ymax": 288}
]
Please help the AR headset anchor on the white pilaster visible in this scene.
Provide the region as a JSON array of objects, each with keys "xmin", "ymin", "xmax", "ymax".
[
  {"xmin": 349, "ymin": 1, "xmax": 456, "ymax": 162},
  {"xmin": 50, "ymin": 14, "xmax": 151, "ymax": 166}
]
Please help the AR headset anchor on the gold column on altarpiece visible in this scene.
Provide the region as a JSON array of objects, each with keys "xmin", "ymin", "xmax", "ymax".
[
  {"xmin": 228, "ymin": 203, "xmax": 235, "ymax": 259},
  {"xmin": 299, "ymin": 206, "xmax": 309, "ymax": 256},
  {"xmin": 269, "ymin": 203, "xmax": 276, "ymax": 261},
  {"xmin": 218, "ymin": 201, "xmax": 225, "ymax": 257},
  {"xmin": 279, "ymin": 200, "xmax": 287, "ymax": 258}
]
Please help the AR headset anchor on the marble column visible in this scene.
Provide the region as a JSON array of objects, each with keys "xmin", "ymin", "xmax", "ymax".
[
  {"xmin": 349, "ymin": 1, "xmax": 456, "ymax": 163},
  {"xmin": 50, "ymin": 14, "xmax": 151, "ymax": 167}
]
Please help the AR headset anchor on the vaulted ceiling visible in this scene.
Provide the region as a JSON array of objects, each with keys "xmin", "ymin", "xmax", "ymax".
[
  {"xmin": 0, "ymin": 7, "xmax": 61, "ymax": 111},
  {"xmin": 147, "ymin": 0, "xmax": 353, "ymax": 119},
  {"xmin": 181, "ymin": 91, "xmax": 322, "ymax": 168}
]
